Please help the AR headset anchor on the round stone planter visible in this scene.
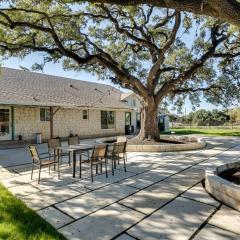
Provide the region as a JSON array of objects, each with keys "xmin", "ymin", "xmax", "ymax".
[
  {"xmin": 205, "ymin": 161, "xmax": 240, "ymax": 211},
  {"xmin": 127, "ymin": 136, "xmax": 205, "ymax": 152},
  {"xmin": 96, "ymin": 135, "xmax": 206, "ymax": 152}
]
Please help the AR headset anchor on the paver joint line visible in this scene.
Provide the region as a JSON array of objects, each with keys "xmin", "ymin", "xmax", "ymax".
[
  {"xmin": 181, "ymin": 195, "xmax": 220, "ymax": 208},
  {"xmin": 189, "ymin": 203, "xmax": 223, "ymax": 240}
]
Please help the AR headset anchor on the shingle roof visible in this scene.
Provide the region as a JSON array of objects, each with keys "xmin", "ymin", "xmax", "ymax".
[{"xmin": 0, "ymin": 67, "xmax": 132, "ymax": 109}]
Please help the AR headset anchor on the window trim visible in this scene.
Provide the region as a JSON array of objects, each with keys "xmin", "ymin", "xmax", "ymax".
[{"xmin": 40, "ymin": 108, "xmax": 50, "ymax": 122}]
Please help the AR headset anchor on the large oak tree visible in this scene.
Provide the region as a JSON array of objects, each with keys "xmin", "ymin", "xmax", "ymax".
[{"xmin": 0, "ymin": 0, "xmax": 240, "ymax": 141}]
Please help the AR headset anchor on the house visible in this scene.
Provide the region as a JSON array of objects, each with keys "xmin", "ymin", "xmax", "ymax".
[{"xmin": 0, "ymin": 67, "xmax": 141, "ymax": 142}]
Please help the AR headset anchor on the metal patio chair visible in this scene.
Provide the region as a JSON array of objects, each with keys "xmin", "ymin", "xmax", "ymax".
[
  {"xmin": 79, "ymin": 144, "xmax": 108, "ymax": 182},
  {"xmin": 48, "ymin": 138, "xmax": 71, "ymax": 165},
  {"xmin": 108, "ymin": 141, "xmax": 127, "ymax": 175},
  {"xmin": 28, "ymin": 145, "xmax": 60, "ymax": 183}
]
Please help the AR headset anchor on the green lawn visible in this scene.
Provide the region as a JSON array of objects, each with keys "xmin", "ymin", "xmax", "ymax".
[
  {"xmin": 170, "ymin": 128, "xmax": 240, "ymax": 137},
  {"xmin": 0, "ymin": 184, "xmax": 65, "ymax": 240}
]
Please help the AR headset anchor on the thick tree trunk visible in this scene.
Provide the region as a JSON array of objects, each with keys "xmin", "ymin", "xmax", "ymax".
[{"xmin": 137, "ymin": 97, "xmax": 160, "ymax": 141}]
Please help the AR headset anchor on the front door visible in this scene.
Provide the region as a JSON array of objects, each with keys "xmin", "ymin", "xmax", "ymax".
[{"xmin": 0, "ymin": 107, "xmax": 12, "ymax": 140}]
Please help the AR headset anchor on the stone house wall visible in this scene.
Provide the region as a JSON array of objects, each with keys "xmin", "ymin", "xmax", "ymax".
[{"xmin": 12, "ymin": 106, "xmax": 131, "ymax": 141}]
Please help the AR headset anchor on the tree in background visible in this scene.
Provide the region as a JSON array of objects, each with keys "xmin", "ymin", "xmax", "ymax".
[
  {"xmin": 0, "ymin": 1, "xmax": 240, "ymax": 141},
  {"xmin": 228, "ymin": 107, "xmax": 240, "ymax": 126},
  {"xmin": 181, "ymin": 109, "xmax": 230, "ymax": 126}
]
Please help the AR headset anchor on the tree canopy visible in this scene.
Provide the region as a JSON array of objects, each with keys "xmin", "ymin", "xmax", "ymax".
[
  {"xmin": 0, "ymin": 0, "xmax": 240, "ymax": 140},
  {"xmin": 72, "ymin": 0, "xmax": 240, "ymax": 27}
]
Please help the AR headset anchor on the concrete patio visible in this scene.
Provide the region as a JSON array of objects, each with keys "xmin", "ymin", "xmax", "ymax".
[{"xmin": 0, "ymin": 136, "xmax": 240, "ymax": 240}]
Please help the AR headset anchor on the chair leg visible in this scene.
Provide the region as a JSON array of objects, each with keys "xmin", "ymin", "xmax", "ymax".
[
  {"xmin": 123, "ymin": 154, "xmax": 127, "ymax": 172},
  {"xmin": 31, "ymin": 165, "xmax": 34, "ymax": 180},
  {"xmin": 101, "ymin": 163, "xmax": 103, "ymax": 173},
  {"xmin": 114, "ymin": 159, "xmax": 116, "ymax": 169},
  {"xmin": 38, "ymin": 165, "xmax": 41, "ymax": 184},
  {"xmin": 69, "ymin": 152, "xmax": 71, "ymax": 166},
  {"xmin": 96, "ymin": 164, "xmax": 98, "ymax": 174},
  {"xmin": 57, "ymin": 160, "xmax": 60, "ymax": 179},
  {"xmin": 79, "ymin": 155, "xmax": 82, "ymax": 178},
  {"xmin": 111, "ymin": 157, "xmax": 114, "ymax": 176},
  {"xmin": 49, "ymin": 165, "xmax": 50, "ymax": 175},
  {"xmin": 91, "ymin": 163, "xmax": 93, "ymax": 182},
  {"xmin": 105, "ymin": 159, "xmax": 108, "ymax": 178}
]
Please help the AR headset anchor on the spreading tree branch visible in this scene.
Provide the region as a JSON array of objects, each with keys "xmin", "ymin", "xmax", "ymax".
[{"xmin": 73, "ymin": 0, "xmax": 240, "ymax": 26}]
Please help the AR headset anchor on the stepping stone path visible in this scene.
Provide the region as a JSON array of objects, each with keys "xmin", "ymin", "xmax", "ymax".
[{"xmin": 0, "ymin": 136, "xmax": 240, "ymax": 239}]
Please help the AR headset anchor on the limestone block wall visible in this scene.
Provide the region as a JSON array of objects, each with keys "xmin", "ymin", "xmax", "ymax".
[
  {"xmin": 13, "ymin": 106, "xmax": 127, "ymax": 141},
  {"xmin": 14, "ymin": 106, "xmax": 50, "ymax": 140},
  {"xmin": 52, "ymin": 108, "xmax": 126, "ymax": 138}
]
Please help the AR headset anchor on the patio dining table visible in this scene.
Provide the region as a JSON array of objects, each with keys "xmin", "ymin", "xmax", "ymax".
[{"xmin": 57, "ymin": 144, "xmax": 94, "ymax": 178}]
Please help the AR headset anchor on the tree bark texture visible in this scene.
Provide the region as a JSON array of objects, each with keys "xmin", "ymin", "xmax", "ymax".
[{"xmin": 137, "ymin": 97, "xmax": 160, "ymax": 141}]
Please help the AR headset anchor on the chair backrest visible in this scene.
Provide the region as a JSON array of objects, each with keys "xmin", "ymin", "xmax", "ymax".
[
  {"xmin": 92, "ymin": 144, "xmax": 107, "ymax": 159},
  {"xmin": 113, "ymin": 141, "xmax": 127, "ymax": 155},
  {"xmin": 48, "ymin": 138, "xmax": 60, "ymax": 149},
  {"xmin": 68, "ymin": 136, "xmax": 79, "ymax": 145},
  {"xmin": 117, "ymin": 136, "xmax": 127, "ymax": 143},
  {"xmin": 28, "ymin": 145, "xmax": 40, "ymax": 163}
]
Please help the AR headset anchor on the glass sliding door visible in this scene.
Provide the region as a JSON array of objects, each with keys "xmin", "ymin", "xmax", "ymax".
[{"xmin": 0, "ymin": 107, "xmax": 11, "ymax": 140}]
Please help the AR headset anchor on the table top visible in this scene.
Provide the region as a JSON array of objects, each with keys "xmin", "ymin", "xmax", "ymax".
[{"xmin": 57, "ymin": 144, "xmax": 94, "ymax": 151}]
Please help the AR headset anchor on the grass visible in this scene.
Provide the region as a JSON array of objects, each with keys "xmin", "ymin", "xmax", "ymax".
[
  {"xmin": 169, "ymin": 128, "xmax": 240, "ymax": 137},
  {"xmin": 0, "ymin": 184, "xmax": 65, "ymax": 240}
]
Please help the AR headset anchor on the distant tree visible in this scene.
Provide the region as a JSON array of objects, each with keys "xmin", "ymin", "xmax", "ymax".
[
  {"xmin": 0, "ymin": 1, "xmax": 240, "ymax": 141},
  {"xmin": 191, "ymin": 110, "xmax": 211, "ymax": 126},
  {"xmin": 168, "ymin": 113, "xmax": 178, "ymax": 123},
  {"xmin": 211, "ymin": 109, "xmax": 230, "ymax": 123},
  {"xmin": 185, "ymin": 109, "xmax": 229, "ymax": 126},
  {"xmin": 228, "ymin": 107, "xmax": 240, "ymax": 125}
]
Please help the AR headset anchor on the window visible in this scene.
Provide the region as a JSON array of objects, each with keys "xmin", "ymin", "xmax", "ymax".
[
  {"xmin": 82, "ymin": 110, "xmax": 88, "ymax": 120},
  {"xmin": 101, "ymin": 111, "xmax": 115, "ymax": 129},
  {"xmin": 40, "ymin": 108, "xmax": 50, "ymax": 121}
]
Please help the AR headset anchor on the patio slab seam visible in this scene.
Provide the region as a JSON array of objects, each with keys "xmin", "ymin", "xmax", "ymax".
[
  {"xmin": 189, "ymin": 203, "xmax": 222, "ymax": 240},
  {"xmin": 207, "ymin": 223, "xmax": 240, "ymax": 236},
  {"xmin": 180, "ymin": 195, "xmax": 220, "ymax": 208}
]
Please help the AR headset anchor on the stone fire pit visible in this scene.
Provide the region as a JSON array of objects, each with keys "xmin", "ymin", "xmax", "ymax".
[{"xmin": 205, "ymin": 161, "xmax": 240, "ymax": 211}]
